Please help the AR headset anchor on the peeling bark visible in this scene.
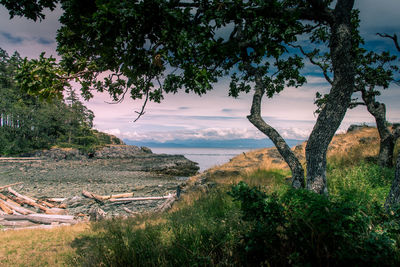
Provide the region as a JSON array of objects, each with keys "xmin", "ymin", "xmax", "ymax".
[
  {"xmin": 306, "ymin": 0, "xmax": 355, "ymax": 194},
  {"xmin": 247, "ymin": 73, "xmax": 305, "ymax": 189}
]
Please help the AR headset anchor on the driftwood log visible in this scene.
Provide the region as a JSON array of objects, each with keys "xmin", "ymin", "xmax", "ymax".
[
  {"xmin": 82, "ymin": 190, "xmax": 134, "ymax": 202},
  {"xmin": 0, "ymin": 220, "xmax": 37, "ymax": 227},
  {"xmin": 109, "ymin": 194, "xmax": 174, "ymax": 203},
  {"xmin": 0, "ymin": 182, "xmax": 23, "ymax": 191},
  {"xmin": 0, "ymin": 214, "xmax": 78, "ymax": 225},
  {"xmin": 0, "ymin": 199, "xmax": 13, "ymax": 214},
  {"xmin": 156, "ymin": 195, "xmax": 177, "ymax": 213},
  {"xmin": 8, "ymin": 187, "xmax": 46, "ymax": 211},
  {"xmin": 47, "ymin": 198, "xmax": 67, "ymax": 203},
  {"xmin": 0, "ymin": 199, "xmax": 34, "ymax": 215}
]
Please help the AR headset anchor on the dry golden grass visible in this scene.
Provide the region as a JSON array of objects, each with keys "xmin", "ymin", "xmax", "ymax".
[{"xmin": 0, "ymin": 223, "xmax": 89, "ymax": 267}]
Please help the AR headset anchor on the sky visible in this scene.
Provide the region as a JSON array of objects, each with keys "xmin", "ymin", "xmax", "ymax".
[{"xmin": 0, "ymin": 0, "xmax": 399, "ymax": 144}]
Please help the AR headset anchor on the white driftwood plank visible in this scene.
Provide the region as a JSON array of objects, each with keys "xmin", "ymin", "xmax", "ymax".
[{"xmin": 109, "ymin": 194, "xmax": 173, "ymax": 203}]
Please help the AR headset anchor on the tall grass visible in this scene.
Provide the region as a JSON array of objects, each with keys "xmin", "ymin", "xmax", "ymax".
[
  {"xmin": 67, "ymin": 148, "xmax": 400, "ymax": 266},
  {"xmin": 69, "ymin": 190, "xmax": 243, "ymax": 266},
  {"xmin": 328, "ymin": 162, "xmax": 394, "ymax": 206}
]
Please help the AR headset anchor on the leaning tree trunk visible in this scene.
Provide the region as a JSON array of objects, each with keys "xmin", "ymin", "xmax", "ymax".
[
  {"xmin": 385, "ymin": 152, "xmax": 400, "ymax": 209},
  {"xmin": 247, "ymin": 73, "xmax": 305, "ymax": 189},
  {"xmin": 306, "ymin": 0, "xmax": 355, "ymax": 195},
  {"xmin": 361, "ymin": 90, "xmax": 396, "ymax": 167}
]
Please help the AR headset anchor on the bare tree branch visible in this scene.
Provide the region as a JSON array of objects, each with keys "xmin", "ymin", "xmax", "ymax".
[
  {"xmin": 377, "ymin": 33, "xmax": 400, "ymax": 52},
  {"xmin": 290, "ymin": 44, "xmax": 333, "ymax": 85}
]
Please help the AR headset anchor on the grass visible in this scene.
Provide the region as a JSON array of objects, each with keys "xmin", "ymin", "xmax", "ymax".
[
  {"xmin": 2, "ymin": 127, "xmax": 399, "ymax": 266},
  {"xmin": 0, "ymin": 223, "xmax": 89, "ymax": 267}
]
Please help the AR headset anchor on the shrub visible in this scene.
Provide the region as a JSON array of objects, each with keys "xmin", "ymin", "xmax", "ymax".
[{"xmin": 229, "ymin": 182, "xmax": 400, "ymax": 266}]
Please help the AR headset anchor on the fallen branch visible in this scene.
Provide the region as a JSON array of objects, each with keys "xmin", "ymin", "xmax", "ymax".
[
  {"xmin": 82, "ymin": 190, "xmax": 134, "ymax": 201},
  {"xmin": 2, "ymin": 223, "xmax": 72, "ymax": 231},
  {"xmin": 2, "ymin": 200, "xmax": 34, "ymax": 215},
  {"xmin": 28, "ymin": 214, "xmax": 75, "ymax": 220},
  {"xmin": 38, "ymin": 200, "xmax": 55, "ymax": 208},
  {"xmin": 156, "ymin": 195, "xmax": 177, "ymax": 213},
  {"xmin": 8, "ymin": 187, "xmax": 49, "ymax": 212},
  {"xmin": 0, "ymin": 182, "xmax": 23, "ymax": 191},
  {"xmin": 0, "ymin": 199, "xmax": 13, "ymax": 214},
  {"xmin": 47, "ymin": 198, "xmax": 67, "ymax": 203},
  {"xmin": 82, "ymin": 190, "xmax": 106, "ymax": 202},
  {"xmin": 0, "ymin": 220, "xmax": 37, "ymax": 227},
  {"xmin": 0, "ymin": 193, "xmax": 22, "ymax": 206},
  {"xmin": 122, "ymin": 207, "xmax": 139, "ymax": 215},
  {"xmin": 109, "ymin": 194, "xmax": 174, "ymax": 203},
  {"xmin": 106, "ymin": 192, "xmax": 135, "ymax": 200},
  {"xmin": 0, "ymin": 214, "xmax": 78, "ymax": 225}
]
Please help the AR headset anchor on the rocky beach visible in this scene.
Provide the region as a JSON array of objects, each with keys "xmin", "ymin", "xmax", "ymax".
[{"xmin": 0, "ymin": 145, "xmax": 199, "ymax": 218}]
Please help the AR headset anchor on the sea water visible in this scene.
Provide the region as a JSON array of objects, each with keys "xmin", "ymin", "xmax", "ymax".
[{"xmin": 150, "ymin": 147, "xmax": 254, "ymax": 172}]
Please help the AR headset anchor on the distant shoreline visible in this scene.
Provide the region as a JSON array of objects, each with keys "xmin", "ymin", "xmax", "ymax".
[{"xmin": 125, "ymin": 138, "xmax": 305, "ymax": 149}]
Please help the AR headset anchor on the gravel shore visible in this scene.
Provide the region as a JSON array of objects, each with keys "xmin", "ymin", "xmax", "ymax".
[{"xmin": 0, "ymin": 158, "xmax": 192, "ymax": 215}]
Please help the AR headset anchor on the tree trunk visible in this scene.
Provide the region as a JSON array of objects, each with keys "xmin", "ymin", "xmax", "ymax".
[
  {"xmin": 379, "ymin": 135, "xmax": 395, "ymax": 167},
  {"xmin": 306, "ymin": 0, "xmax": 355, "ymax": 194},
  {"xmin": 248, "ymin": 73, "xmax": 305, "ymax": 189},
  {"xmin": 385, "ymin": 153, "xmax": 400, "ymax": 209},
  {"xmin": 361, "ymin": 90, "xmax": 395, "ymax": 167}
]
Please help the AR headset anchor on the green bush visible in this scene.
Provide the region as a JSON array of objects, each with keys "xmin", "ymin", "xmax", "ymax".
[
  {"xmin": 229, "ymin": 182, "xmax": 400, "ymax": 266},
  {"xmin": 69, "ymin": 163, "xmax": 400, "ymax": 266}
]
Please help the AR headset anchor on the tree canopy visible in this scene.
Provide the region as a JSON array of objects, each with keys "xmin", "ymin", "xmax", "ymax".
[
  {"xmin": 3, "ymin": 0, "xmax": 390, "ymax": 195},
  {"xmin": 0, "ymin": 48, "xmax": 120, "ymax": 155}
]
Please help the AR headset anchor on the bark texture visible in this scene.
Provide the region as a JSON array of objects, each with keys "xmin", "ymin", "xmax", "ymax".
[
  {"xmin": 306, "ymin": 0, "xmax": 355, "ymax": 194},
  {"xmin": 385, "ymin": 153, "xmax": 400, "ymax": 209},
  {"xmin": 248, "ymin": 73, "xmax": 305, "ymax": 189},
  {"xmin": 362, "ymin": 89, "xmax": 399, "ymax": 167}
]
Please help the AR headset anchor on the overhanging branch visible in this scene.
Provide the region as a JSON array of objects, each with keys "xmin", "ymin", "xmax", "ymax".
[{"xmin": 377, "ymin": 33, "xmax": 400, "ymax": 52}]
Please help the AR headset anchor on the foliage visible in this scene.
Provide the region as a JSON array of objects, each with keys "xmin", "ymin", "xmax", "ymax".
[
  {"xmin": 229, "ymin": 182, "xmax": 400, "ymax": 266},
  {"xmin": 0, "ymin": 48, "xmax": 115, "ymax": 155},
  {"xmin": 328, "ymin": 162, "xmax": 394, "ymax": 207},
  {"xmin": 69, "ymin": 190, "xmax": 243, "ymax": 266},
  {"xmin": 69, "ymin": 162, "xmax": 400, "ymax": 266}
]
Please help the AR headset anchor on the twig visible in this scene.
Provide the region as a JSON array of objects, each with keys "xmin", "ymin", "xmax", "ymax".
[
  {"xmin": 377, "ymin": 33, "xmax": 400, "ymax": 52},
  {"xmin": 0, "ymin": 182, "xmax": 23, "ymax": 191}
]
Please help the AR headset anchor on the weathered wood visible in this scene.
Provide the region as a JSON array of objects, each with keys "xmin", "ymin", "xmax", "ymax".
[
  {"xmin": 0, "ymin": 220, "xmax": 37, "ymax": 227},
  {"xmin": 122, "ymin": 207, "xmax": 139, "ymax": 215},
  {"xmin": 2, "ymin": 223, "xmax": 72, "ymax": 231},
  {"xmin": 39, "ymin": 200, "xmax": 55, "ymax": 208},
  {"xmin": 45, "ymin": 208, "xmax": 68, "ymax": 215},
  {"xmin": 0, "ymin": 182, "xmax": 23, "ymax": 191},
  {"xmin": 8, "ymin": 187, "xmax": 48, "ymax": 212},
  {"xmin": 47, "ymin": 198, "xmax": 67, "ymax": 203},
  {"xmin": 28, "ymin": 214, "xmax": 75, "ymax": 220},
  {"xmin": 156, "ymin": 195, "xmax": 177, "ymax": 212},
  {"xmin": 82, "ymin": 190, "xmax": 105, "ymax": 202},
  {"xmin": 0, "ymin": 214, "xmax": 78, "ymax": 225},
  {"xmin": 82, "ymin": 190, "xmax": 134, "ymax": 201},
  {"xmin": 0, "ymin": 157, "xmax": 40, "ymax": 160},
  {"xmin": 107, "ymin": 192, "xmax": 134, "ymax": 200},
  {"xmin": 0, "ymin": 193, "xmax": 21, "ymax": 206},
  {"xmin": 2, "ymin": 200, "xmax": 34, "ymax": 215},
  {"xmin": 0, "ymin": 199, "xmax": 13, "ymax": 214},
  {"xmin": 109, "ymin": 194, "xmax": 173, "ymax": 203}
]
